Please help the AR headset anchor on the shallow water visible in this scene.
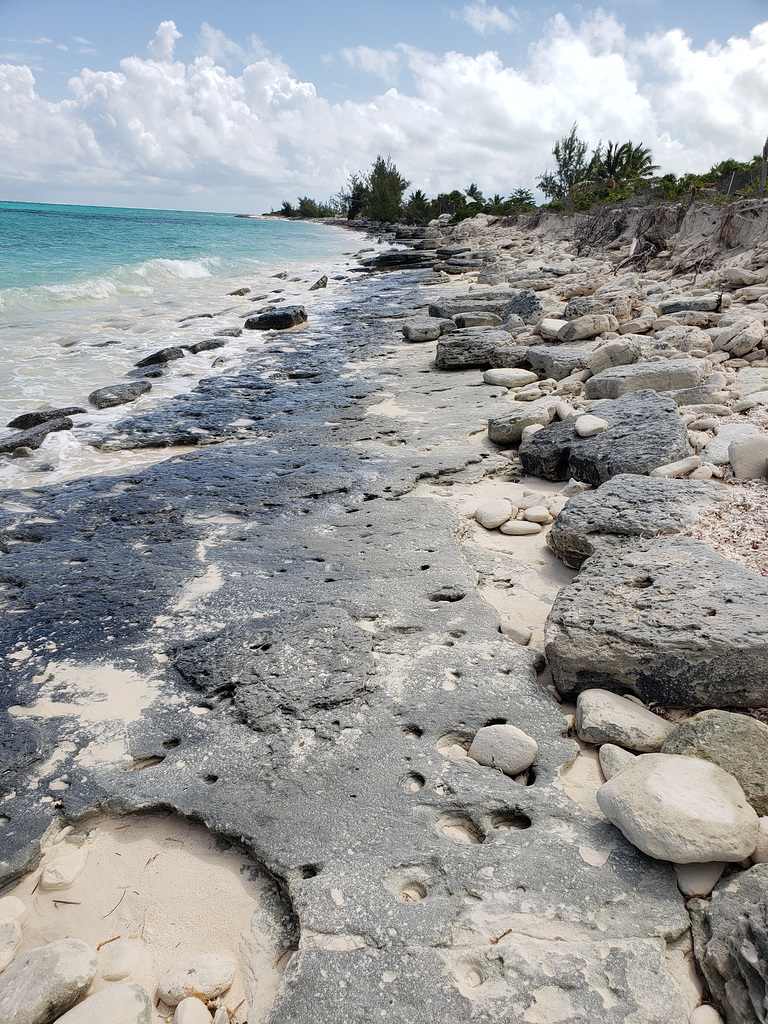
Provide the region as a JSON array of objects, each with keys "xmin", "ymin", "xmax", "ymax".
[{"xmin": 0, "ymin": 202, "xmax": 367, "ymax": 490}]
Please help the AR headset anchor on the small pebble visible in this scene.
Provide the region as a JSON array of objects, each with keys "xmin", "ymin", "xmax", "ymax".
[
  {"xmin": 674, "ymin": 861, "xmax": 726, "ymax": 898},
  {"xmin": 574, "ymin": 414, "xmax": 610, "ymax": 438},
  {"xmin": 499, "ymin": 620, "xmax": 532, "ymax": 646},
  {"xmin": 523, "ymin": 506, "xmax": 552, "ymax": 524},
  {"xmin": 174, "ymin": 998, "xmax": 213, "ymax": 1024}
]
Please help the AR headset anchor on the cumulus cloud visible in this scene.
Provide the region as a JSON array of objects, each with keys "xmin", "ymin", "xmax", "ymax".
[
  {"xmin": 0, "ymin": 15, "xmax": 767, "ymax": 211},
  {"xmin": 340, "ymin": 45, "xmax": 400, "ymax": 83},
  {"xmin": 459, "ymin": 2, "xmax": 518, "ymax": 35},
  {"xmin": 148, "ymin": 21, "xmax": 182, "ymax": 62}
]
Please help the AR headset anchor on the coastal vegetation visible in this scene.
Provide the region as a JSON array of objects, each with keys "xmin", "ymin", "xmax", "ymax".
[{"xmin": 272, "ymin": 133, "xmax": 768, "ymax": 222}]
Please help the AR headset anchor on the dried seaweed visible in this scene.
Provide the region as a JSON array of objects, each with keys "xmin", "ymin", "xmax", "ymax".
[{"xmin": 682, "ymin": 478, "xmax": 768, "ymax": 577}]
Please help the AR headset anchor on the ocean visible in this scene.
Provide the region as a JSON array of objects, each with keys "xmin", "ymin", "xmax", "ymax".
[{"xmin": 0, "ymin": 201, "xmax": 362, "ymax": 489}]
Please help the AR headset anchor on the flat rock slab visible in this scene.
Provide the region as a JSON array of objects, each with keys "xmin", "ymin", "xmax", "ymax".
[
  {"xmin": 689, "ymin": 864, "xmax": 768, "ymax": 1024},
  {"xmin": 585, "ymin": 359, "xmax": 707, "ymax": 400},
  {"xmin": 428, "ymin": 292, "xmax": 516, "ymax": 318},
  {"xmin": 435, "ymin": 330, "xmax": 528, "ymax": 370},
  {"xmin": 526, "ymin": 344, "xmax": 593, "ymax": 380},
  {"xmin": 546, "ymin": 536, "xmax": 768, "ymax": 706},
  {"xmin": 547, "ymin": 474, "xmax": 727, "ymax": 568},
  {"xmin": 519, "ymin": 390, "xmax": 691, "ymax": 485},
  {"xmin": 596, "ymin": 753, "xmax": 758, "ymax": 864},
  {"xmin": 662, "ymin": 710, "xmax": 768, "ymax": 816}
]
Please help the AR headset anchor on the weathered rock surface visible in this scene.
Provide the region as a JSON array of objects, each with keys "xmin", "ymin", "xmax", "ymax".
[
  {"xmin": 0, "ymin": 938, "xmax": 98, "ymax": 1024},
  {"xmin": 0, "ymin": 920, "xmax": 22, "ymax": 973},
  {"xmin": 474, "ymin": 499, "xmax": 513, "ymax": 529},
  {"xmin": 501, "ymin": 289, "xmax": 544, "ymax": 324},
  {"xmin": 519, "ymin": 390, "xmax": 691, "ymax": 485},
  {"xmin": 599, "ymin": 744, "xmax": 637, "ymax": 779},
  {"xmin": 88, "ymin": 381, "xmax": 151, "ymax": 409},
  {"xmin": 704, "ymin": 423, "xmax": 761, "ymax": 466},
  {"xmin": 435, "ymin": 330, "xmax": 528, "ymax": 370},
  {"xmin": 244, "ymin": 306, "xmax": 308, "ymax": 330},
  {"xmin": 526, "ymin": 344, "xmax": 592, "ymax": 380},
  {"xmin": 428, "ymin": 292, "xmax": 515, "ymax": 319},
  {"xmin": 596, "ymin": 753, "xmax": 758, "ymax": 863},
  {"xmin": 55, "ymin": 982, "xmax": 151, "ymax": 1024},
  {"xmin": 585, "ymin": 358, "xmax": 708, "ymax": 400},
  {"xmin": 488, "ymin": 397, "xmax": 558, "ymax": 444},
  {"xmin": 662, "ymin": 711, "xmax": 768, "ymax": 816},
  {"xmin": 402, "ymin": 318, "xmax": 442, "ymax": 342},
  {"xmin": 135, "ymin": 346, "xmax": 185, "ymax": 367},
  {"xmin": 557, "ymin": 313, "xmax": 619, "ymax": 342},
  {"xmin": 547, "ymin": 474, "xmax": 726, "ymax": 567},
  {"xmin": 689, "ymin": 864, "xmax": 768, "ymax": 1024},
  {"xmin": 482, "ymin": 368, "xmax": 538, "ymax": 388},
  {"xmin": 6, "ymin": 407, "xmax": 86, "ymax": 429},
  {"xmin": 576, "ymin": 689, "xmax": 675, "ymax": 752},
  {"xmin": 546, "ymin": 537, "xmax": 768, "ymax": 706},
  {"xmin": 0, "ymin": 417, "xmax": 73, "ymax": 454},
  {"xmin": 587, "ymin": 338, "xmax": 641, "ymax": 375}
]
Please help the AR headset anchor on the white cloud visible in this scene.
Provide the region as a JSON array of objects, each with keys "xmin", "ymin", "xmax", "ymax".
[
  {"xmin": 199, "ymin": 22, "xmax": 244, "ymax": 63},
  {"xmin": 148, "ymin": 21, "xmax": 182, "ymax": 62},
  {"xmin": 0, "ymin": 16, "xmax": 767, "ymax": 211},
  {"xmin": 340, "ymin": 45, "xmax": 400, "ymax": 83},
  {"xmin": 460, "ymin": 2, "xmax": 518, "ymax": 35}
]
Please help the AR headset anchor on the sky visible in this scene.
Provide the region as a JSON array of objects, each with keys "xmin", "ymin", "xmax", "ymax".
[{"xmin": 0, "ymin": 0, "xmax": 767, "ymax": 213}]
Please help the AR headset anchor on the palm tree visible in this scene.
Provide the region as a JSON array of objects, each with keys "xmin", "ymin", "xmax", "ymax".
[{"xmin": 588, "ymin": 140, "xmax": 659, "ymax": 189}]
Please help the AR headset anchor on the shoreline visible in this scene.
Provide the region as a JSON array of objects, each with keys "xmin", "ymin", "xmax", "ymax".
[{"xmin": 0, "ymin": 205, "xmax": 767, "ymax": 1023}]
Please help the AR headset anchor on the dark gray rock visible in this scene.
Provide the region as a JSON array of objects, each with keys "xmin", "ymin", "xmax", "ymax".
[
  {"xmin": 547, "ymin": 474, "xmax": 726, "ymax": 568},
  {"xmin": 244, "ymin": 306, "xmax": 308, "ymax": 330},
  {"xmin": 435, "ymin": 244, "xmax": 471, "ymax": 258},
  {"xmin": 215, "ymin": 327, "xmax": 242, "ymax": 338},
  {"xmin": 526, "ymin": 345, "xmax": 592, "ymax": 380},
  {"xmin": 184, "ymin": 339, "xmax": 228, "ymax": 355},
  {"xmin": 428, "ymin": 293, "xmax": 516, "ymax": 319},
  {"xmin": 502, "ymin": 289, "xmax": 543, "ymax": 325},
  {"xmin": 135, "ymin": 347, "xmax": 185, "ymax": 367},
  {"xmin": 309, "ymin": 276, "xmax": 328, "ymax": 291},
  {"xmin": 659, "ymin": 295, "xmax": 723, "ymax": 315},
  {"xmin": 662, "ymin": 710, "xmax": 768, "ymax": 816},
  {"xmin": 7, "ymin": 407, "xmax": 85, "ymax": 429},
  {"xmin": 435, "ymin": 330, "xmax": 528, "ymax": 370},
  {"xmin": 360, "ymin": 251, "xmax": 435, "ymax": 270},
  {"xmin": 546, "ymin": 536, "xmax": 768, "ymax": 706},
  {"xmin": 585, "ymin": 359, "xmax": 708, "ymax": 400},
  {"xmin": 519, "ymin": 390, "xmax": 691, "ymax": 485},
  {"xmin": 0, "ymin": 417, "xmax": 73, "ymax": 455},
  {"xmin": 88, "ymin": 381, "xmax": 152, "ymax": 409},
  {"xmin": 689, "ymin": 864, "xmax": 768, "ymax": 1024}
]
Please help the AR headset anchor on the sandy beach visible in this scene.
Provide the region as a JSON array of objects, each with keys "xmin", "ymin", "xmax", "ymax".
[{"xmin": 1, "ymin": 203, "xmax": 768, "ymax": 1023}]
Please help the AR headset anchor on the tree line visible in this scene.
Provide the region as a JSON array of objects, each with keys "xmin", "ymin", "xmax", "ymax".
[{"xmin": 272, "ymin": 128, "xmax": 768, "ymax": 223}]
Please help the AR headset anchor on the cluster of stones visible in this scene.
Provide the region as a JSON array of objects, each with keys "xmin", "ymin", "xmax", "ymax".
[
  {"xmin": 0, "ymin": 846, "xmax": 237, "ymax": 1024},
  {"xmin": 387, "ymin": 210, "xmax": 768, "ymax": 1024}
]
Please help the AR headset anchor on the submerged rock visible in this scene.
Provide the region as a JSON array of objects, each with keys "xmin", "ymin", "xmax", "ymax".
[
  {"xmin": 6, "ymin": 407, "xmax": 85, "ymax": 429},
  {"xmin": 135, "ymin": 346, "xmax": 185, "ymax": 367},
  {"xmin": 0, "ymin": 417, "xmax": 73, "ymax": 455}
]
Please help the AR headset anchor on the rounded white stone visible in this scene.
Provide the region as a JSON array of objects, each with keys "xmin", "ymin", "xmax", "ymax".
[
  {"xmin": 523, "ymin": 506, "xmax": 552, "ymax": 524},
  {"xmin": 0, "ymin": 937, "xmax": 98, "ymax": 1024},
  {"xmin": 41, "ymin": 846, "xmax": 89, "ymax": 891},
  {"xmin": 174, "ymin": 998, "xmax": 213, "ymax": 1024},
  {"xmin": 520, "ymin": 423, "xmax": 545, "ymax": 442},
  {"xmin": 0, "ymin": 921, "xmax": 22, "ymax": 974},
  {"xmin": 158, "ymin": 954, "xmax": 236, "ymax": 1007},
  {"xmin": 499, "ymin": 520, "xmax": 542, "ymax": 536},
  {"xmin": 468, "ymin": 724, "xmax": 538, "ymax": 776},
  {"xmin": 101, "ymin": 938, "xmax": 142, "ymax": 982},
  {"xmin": 499, "ymin": 620, "xmax": 532, "ymax": 646},
  {"xmin": 483, "ymin": 368, "xmax": 538, "ymax": 388},
  {"xmin": 674, "ymin": 861, "xmax": 725, "ymax": 898},
  {"xmin": 577, "ymin": 689, "xmax": 675, "ymax": 752},
  {"xmin": 474, "ymin": 499, "xmax": 513, "ymax": 530},
  {"xmin": 574, "ymin": 414, "xmax": 610, "ymax": 438},
  {"xmin": 690, "ymin": 1006, "xmax": 725, "ymax": 1024},
  {"xmin": 54, "ymin": 982, "xmax": 151, "ymax": 1024},
  {"xmin": 0, "ymin": 897, "xmax": 27, "ymax": 927}
]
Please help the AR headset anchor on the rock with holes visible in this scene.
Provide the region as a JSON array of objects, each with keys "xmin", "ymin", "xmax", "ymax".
[
  {"xmin": 662, "ymin": 711, "xmax": 768, "ymax": 816},
  {"xmin": 688, "ymin": 864, "xmax": 768, "ymax": 1024},
  {"xmin": 467, "ymin": 724, "xmax": 538, "ymax": 776},
  {"xmin": 576, "ymin": 689, "xmax": 675, "ymax": 752},
  {"xmin": 546, "ymin": 474, "xmax": 726, "ymax": 568},
  {"xmin": 596, "ymin": 753, "xmax": 758, "ymax": 863},
  {"xmin": 54, "ymin": 982, "xmax": 152, "ymax": 1024},
  {"xmin": 0, "ymin": 938, "xmax": 98, "ymax": 1024},
  {"xmin": 546, "ymin": 536, "xmax": 768, "ymax": 707},
  {"xmin": 519, "ymin": 390, "xmax": 691, "ymax": 485},
  {"xmin": 157, "ymin": 954, "xmax": 236, "ymax": 1006}
]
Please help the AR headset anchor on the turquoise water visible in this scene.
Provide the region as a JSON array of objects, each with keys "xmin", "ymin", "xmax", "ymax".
[{"xmin": 0, "ymin": 201, "xmax": 367, "ymax": 490}]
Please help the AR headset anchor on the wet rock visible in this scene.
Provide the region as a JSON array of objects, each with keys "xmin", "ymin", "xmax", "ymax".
[
  {"xmin": 435, "ymin": 331, "xmax": 528, "ymax": 370},
  {"xmin": 361, "ymin": 251, "xmax": 435, "ymax": 270},
  {"xmin": 184, "ymin": 340, "xmax": 228, "ymax": 355},
  {"xmin": 662, "ymin": 711, "xmax": 768, "ymax": 816},
  {"xmin": 596, "ymin": 753, "xmax": 758, "ymax": 863},
  {"xmin": 135, "ymin": 347, "xmax": 185, "ymax": 367},
  {"xmin": 576, "ymin": 689, "xmax": 675, "ymax": 752},
  {"xmin": 244, "ymin": 306, "xmax": 308, "ymax": 330},
  {"xmin": 6, "ymin": 407, "xmax": 86, "ymax": 429},
  {"xmin": 88, "ymin": 382, "xmax": 152, "ymax": 409},
  {"xmin": 519, "ymin": 390, "xmax": 691, "ymax": 485},
  {"xmin": 487, "ymin": 397, "xmax": 558, "ymax": 444},
  {"xmin": 157, "ymin": 954, "xmax": 236, "ymax": 1006},
  {"xmin": 546, "ymin": 474, "xmax": 725, "ymax": 568},
  {"xmin": 215, "ymin": 327, "xmax": 242, "ymax": 338},
  {"xmin": 309, "ymin": 275, "xmax": 328, "ymax": 291},
  {"xmin": 467, "ymin": 724, "xmax": 538, "ymax": 776},
  {"xmin": 0, "ymin": 937, "xmax": 98, "ymax": 1024},
  {"xmin": 54, "ymin": 982, "xmax": 151, "ymax": 1024},
  {"xmin": 0, "ymin": 417, "xmax": 73, "ymax": 455},
  {"xmin": 546, "ymin": 537, "xmax": 768, "ymax": 707},
  {"xmin": 228, "ymin": 287, "xmax": 250, "ymax": 296},
  {"xmin": 585, "ymin": 359, "xmax": 708, "ymax": 400},
  {"xmin": 689, "ymin": 864, "xmax": 768, "ymax": 1024}
]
